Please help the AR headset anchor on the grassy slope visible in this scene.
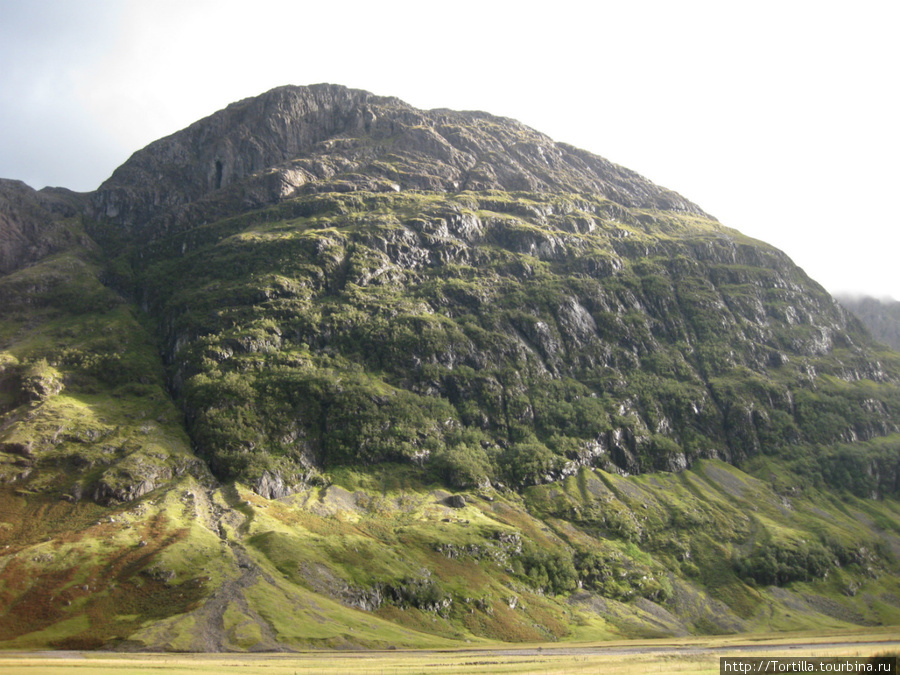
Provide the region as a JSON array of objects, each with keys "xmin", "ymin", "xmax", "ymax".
[
  {"xmin": 0, "ymin": 227, "xmax": 216, "ymax": 649},
  {"xmin": 2, "ymin": 458, "xmax": 900, "ymax": 649}
]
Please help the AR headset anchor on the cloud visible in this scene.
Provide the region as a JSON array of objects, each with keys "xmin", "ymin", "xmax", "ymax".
[
  {"xmin": 0, "ymin": 0, "xmax": 127, "ymax": 189},
  {"xmin": 0, "ymin": 0, "xmax": 897, "ymax": 297}
]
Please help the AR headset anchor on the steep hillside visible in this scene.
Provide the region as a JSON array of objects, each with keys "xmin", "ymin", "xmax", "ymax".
[
  {"xmin": 104, "ymin": 188, "xmax": 900, "ymax": 498},
  {"xmin": 2, "ymin": 84, "xmax": 900, "ymax": 650}
]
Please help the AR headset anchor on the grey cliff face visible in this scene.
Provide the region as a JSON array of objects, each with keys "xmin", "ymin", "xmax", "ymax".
[
  {"xmin": 89, "ymin": 84, "xmax": 708, "ymax": 231},
  {"xmin": 0, "ymin": 179, "xmax": 85, "ymax": 275}
]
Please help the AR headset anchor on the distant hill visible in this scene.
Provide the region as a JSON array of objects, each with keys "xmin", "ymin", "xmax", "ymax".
[{"xmin": 836, "ymin": 294, "xmax": 900, "ymax": 351}]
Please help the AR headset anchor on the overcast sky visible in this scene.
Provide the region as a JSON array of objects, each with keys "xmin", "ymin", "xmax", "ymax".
[{"xmin": 1, "ymin": 0, "xmax": 897, "ymax": 299}]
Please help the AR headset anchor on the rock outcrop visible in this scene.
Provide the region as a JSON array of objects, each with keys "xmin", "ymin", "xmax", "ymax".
[
  {"xmin": 89, "ymin": 84, "xmax": 707, "ymax": 232},
  {"xmin": 0, "ymin": 179, "xmax": 86, "ymax": 274}
]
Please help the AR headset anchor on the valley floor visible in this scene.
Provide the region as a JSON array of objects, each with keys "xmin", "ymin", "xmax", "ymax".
[{"xmin": 1, "ymin": 628, "xmax": 899, "ymax": 674}]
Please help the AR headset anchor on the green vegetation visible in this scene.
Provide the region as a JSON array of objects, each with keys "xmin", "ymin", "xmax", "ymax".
[
  {"xmin": 3, "ymin": 186, "xmax": 900, "ymax": 649},
  {"xmin": 95, "ymin": 189, "xmax": 900, "ymax": 499}
]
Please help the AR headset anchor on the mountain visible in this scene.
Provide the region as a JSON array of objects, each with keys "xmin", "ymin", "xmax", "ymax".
[
  {"xmin": 88, "ymin": 84, "xmax": 704, "ymax": 231},
  {"xmin": 836, "ymin": 294, "xmax": 900, "ymax": 352},
  {"xmin": 1, "ymin": 84, "xmax": 900, "ymax": 651}
]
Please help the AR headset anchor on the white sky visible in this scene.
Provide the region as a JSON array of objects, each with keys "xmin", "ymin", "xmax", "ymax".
[{"xmin": 1, "ymin": 0, "xmax": 897, "ymax": 299}]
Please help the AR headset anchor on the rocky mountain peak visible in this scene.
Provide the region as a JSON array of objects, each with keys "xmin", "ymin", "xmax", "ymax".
[{"xmin": 89, "ymin": 84, "xmax": 708, "ymax": 230}]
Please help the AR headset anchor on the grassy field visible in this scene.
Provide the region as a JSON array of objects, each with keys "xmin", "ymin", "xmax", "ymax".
[{"xmin": 1, "ymin": 628, "xmax": 899, "ymax": 675}]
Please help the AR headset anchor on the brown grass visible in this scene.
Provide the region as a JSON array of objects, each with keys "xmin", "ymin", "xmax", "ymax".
[
  {"xmin": 0, "ymin": 506, "xmax": 206, "ymax": 650},
  {"xmin": 3, "ymin": 630, "xmax": 900, "ymax": 674}
]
